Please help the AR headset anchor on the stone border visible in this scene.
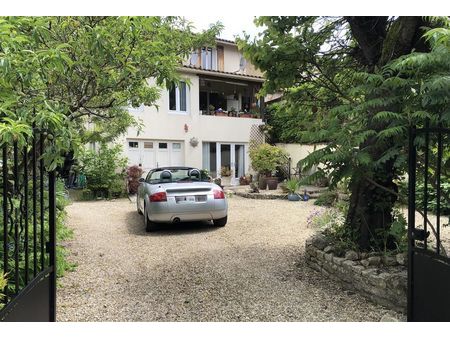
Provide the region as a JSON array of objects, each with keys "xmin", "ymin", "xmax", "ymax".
[
  {"xmin": 233, "ymin": 191, "xmax": 323, "ymax": 200},
  {"xmin": 305, "ymin": 233, "xmax": 407, "ymax": 313},
  {"xmin": 234, "ymin": 191, "xmax": 288, "ymax": 200}
]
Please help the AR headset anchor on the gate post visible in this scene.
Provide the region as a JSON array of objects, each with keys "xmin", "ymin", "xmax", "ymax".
[
  {"xmin": 48, "ymin": 171, "xmax": 56, "ymax": 322},
  {"xmin": 407, "ymin": 126, "xmax": 416, "ymax": 322}
]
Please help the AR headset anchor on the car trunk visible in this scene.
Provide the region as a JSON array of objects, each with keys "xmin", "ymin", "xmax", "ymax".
[{"xmin": 164, "ymin": 183, "xmax": 214, "ymax": 213}]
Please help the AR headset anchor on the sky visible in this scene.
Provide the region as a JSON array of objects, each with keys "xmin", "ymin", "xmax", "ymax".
[{"xmin": 185, "ymin": 16, "xmax": 264, "ymax": 41}]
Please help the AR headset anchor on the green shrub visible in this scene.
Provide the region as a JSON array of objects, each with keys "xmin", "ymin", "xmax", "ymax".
[
  {"xmin": 314, "ymin": 190, "xmax": 338, "ymax": 207},
  {"xmin": 249, "ymin": 143, "xmax": 287, "ymax": 176},
  {"xmin": 79, "ymin": 143, "xmax": 127, "ymax": 197},
  {"xmin": 109, "ymin": 177, "xmax": 126, "ymax": 198},
  {"xmin": 79, "ymin": 188, "xmax": 94, "ymax": 201}
]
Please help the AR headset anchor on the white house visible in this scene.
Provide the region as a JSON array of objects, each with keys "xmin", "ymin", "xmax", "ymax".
[{"xmin": 119, "ymin": 38, "xmax": 266, "ymax": 184}]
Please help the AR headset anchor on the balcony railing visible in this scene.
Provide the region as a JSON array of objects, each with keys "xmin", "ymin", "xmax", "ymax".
[{"xmin": 200, "ymin": 109, "xmax": 261, "ymax": 119}]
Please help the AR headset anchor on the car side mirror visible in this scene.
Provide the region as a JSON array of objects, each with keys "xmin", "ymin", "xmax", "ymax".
[{"xmin": 138, "ymin": 178, "xmax": 145, "ymax": 183}]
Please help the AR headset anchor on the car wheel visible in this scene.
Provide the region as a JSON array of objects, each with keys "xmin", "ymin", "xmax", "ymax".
[
  {"xmin": 137, "ymin": 196, "xmax": 143, "ymax": 215},
  {"xmin": 213, "ymin": 216, "xmax": 227, "ymax": 227},
  {"xmin": 144, "ymin": 205, "xmax": 158, "ymax": 232}
]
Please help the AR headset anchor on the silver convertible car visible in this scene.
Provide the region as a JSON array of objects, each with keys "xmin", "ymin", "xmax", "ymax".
[{"xmin": 137, "ymin": 166, "xmax": 228, "ymax": 232}]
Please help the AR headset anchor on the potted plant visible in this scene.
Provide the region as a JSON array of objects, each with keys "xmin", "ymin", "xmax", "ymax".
[
  {"xmin": 285, "ymin": 179, "xmax": 301, "ymax": 201},
  {"xmin": 208, "ymin": 104, "xmax": 215, "ymax": 115},
  {"xmin": 215, "ymin": 108, "xmax": 228, "ymax": 117},
  {"xmin": 250, "ymin": 109, "xmax": 260, "ymax": 118},
  {"xmin": 249, "ymin": 143, "xmax": 287, "ymax": 190},
  {"xmin": 240, "ymin": 110, "xmax": 253, "ymax": 118},
  {"xmin": 220, "ymin": 166, "xmax": 231, "ymax": 176},
  {"xmin": 239, "ymin": 175, "xmax": 252, "ymax": 185},
  {"xmin": 279, "ymin": 179, "xmax": 289, "ymax": 193},
  {"xmin": 229, "ymin": 107, "xmax": 237, "ymax": 117}
]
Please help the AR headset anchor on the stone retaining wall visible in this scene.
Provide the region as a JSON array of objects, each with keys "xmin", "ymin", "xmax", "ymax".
[{"xmin": 305, "ymin": 233, "xmax": 407, "ymax": 313}]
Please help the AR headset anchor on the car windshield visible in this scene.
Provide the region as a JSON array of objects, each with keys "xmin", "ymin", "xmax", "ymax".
[{"xmin": 148, "ymin": 168, "xmax": 204, "ymax": 184}]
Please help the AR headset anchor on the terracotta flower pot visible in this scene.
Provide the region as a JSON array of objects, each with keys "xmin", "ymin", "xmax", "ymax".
[{"xmin": 215, "ymin": 112, "xmax": 228, "ymax": 116}]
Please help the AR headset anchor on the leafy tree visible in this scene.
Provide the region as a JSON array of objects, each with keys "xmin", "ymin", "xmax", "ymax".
[
  {"xmin": 240, "ymin": 17, "xmax": 450, "ymax": 249},
  {"xmin": 0, "ymin": 16, "xmax": 221, "ymax": 169}
]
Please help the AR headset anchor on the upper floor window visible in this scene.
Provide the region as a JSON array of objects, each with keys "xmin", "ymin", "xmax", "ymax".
[
  {"xmin": 201, "ymin": 47, "xmax": 218, "ymax": 71},
  {"xmin": 169, "ymin": 81, "xmax": 188, "ymax": 113},
  {"xmin": 201, "ymin": 47, "xmax": 212, "ymax": 70}
]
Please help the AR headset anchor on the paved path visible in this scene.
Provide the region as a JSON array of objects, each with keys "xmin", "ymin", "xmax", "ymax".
[{"xmin": 57, "ymin": 196, "xmax": 402, "ymax": 321}]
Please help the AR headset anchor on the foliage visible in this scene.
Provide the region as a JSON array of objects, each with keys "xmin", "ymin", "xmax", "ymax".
[
  {"xmin": 0, "ymin": 16, "xmax": 221, "ymax": 170},
  {"xmin": 54, "ymin": 179, "xmax": 76, "ymax": 278},
  {"xmin": 109, "ymin": 177, "xmax": 127, "ymax": 198},
  {"xmin": 285, "ymin": 178, "xmax": 300, "ymax": 194},
  {"xmin": 374, "ymin": 209, "xmax": 408, "ymax": 253},
  {"xmin": 200, "ymin": 169, "xmax": 210, "ymax": 181},
  {"xmin": 79, "ymin": 143, "xmax": 127, "ymax": 196},
  {"xmin": 249, "ymin": 143, "xmax": 287, "ymax": 176},
  {"xmin": 416, "ymin": 182, "xmax": 450, "ymax": 215},
  {"xmin": 399, "ymin": 179, "xmax": 450, "ymax": 214},
  {"xmin": 126, "ymin": 165, "xmax": 143, "ymax": 194},
  {"xmin": 308, "ymin": 208, "xmax": 357, "ymax": 251},
  {"xmin": 0, "ymin": 178, "xmax": 74, "ymax": 298},
  {"xmin": 80, "ymin": 188, "xmax": 94, "ymax": 201},
  {"xmin": 0, "ymin": 273, "xmax": 6, "ymax": 307},
  {"xmin": 314, "ymin": 190, "xmax": 339, "ymax": 207},
  {"xmin": 240, "ymin": 16, "xmax": 450, "ymax": 249}
]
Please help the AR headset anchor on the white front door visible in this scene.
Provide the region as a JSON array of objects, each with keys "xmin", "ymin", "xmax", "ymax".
[{"xmin": 206, "ymin": 142, "xmax": 246, "ymax": 184}]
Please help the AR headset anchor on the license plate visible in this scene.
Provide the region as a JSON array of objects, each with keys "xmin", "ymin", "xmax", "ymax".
[
  {"xmin": 176, "ymin": 195, "xmax": 196, "ymax": 203},
  {"xmin": 176, "ymin": 195, "xmax": 206, "ymax": 203}
]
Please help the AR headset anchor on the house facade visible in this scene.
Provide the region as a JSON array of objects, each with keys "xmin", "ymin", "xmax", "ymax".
[{"xmin": 119, "ymin": 38, "xmax": 265, "ymax": 184}]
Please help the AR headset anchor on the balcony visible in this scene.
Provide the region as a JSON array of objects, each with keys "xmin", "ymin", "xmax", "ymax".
[{"xmin": 199, "ymin": 76, "xmax": 264, "ymax": 119}]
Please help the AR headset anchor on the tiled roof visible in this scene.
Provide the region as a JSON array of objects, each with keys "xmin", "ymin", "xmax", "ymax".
[
  {"xmin": 216, "ymin": 37, "xmax": 237, "ymax": 45},
  {"xmin": 181, "ymin": 64, "xmax": 264, "ymax": 80}
]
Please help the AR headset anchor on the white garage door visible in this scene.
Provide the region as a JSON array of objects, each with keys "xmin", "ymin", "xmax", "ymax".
[{"xmin": 127, "ymin": 140, "xmax": 184, "ymax": 172}]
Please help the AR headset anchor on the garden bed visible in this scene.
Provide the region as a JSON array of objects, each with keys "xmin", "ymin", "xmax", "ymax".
[
  {"xmin": 305, "ymin": 233, "xmax": 407, "ymax": 313},
  {"xmin": 228, "ymin": 185, "xmax": 327, "ymax": 200}
]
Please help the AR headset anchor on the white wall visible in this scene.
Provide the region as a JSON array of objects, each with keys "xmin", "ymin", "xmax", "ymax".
[
  {"xmin": 222, "ymin": 44, "xmax": 263, "ymax": 77},
  {"xmin": 276, "ymin": 143, "xmax": 327, "ymax": 176}
]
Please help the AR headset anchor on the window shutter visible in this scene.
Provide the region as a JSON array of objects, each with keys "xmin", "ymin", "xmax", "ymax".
[{"xmin": 217, "ymin": 46, "xmax": 224, "ymax": 71}]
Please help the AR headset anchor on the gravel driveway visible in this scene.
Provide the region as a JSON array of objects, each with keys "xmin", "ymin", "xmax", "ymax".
[{"xmin": 57, "ymin": 196, "xmax": 402, "ymax": 321}]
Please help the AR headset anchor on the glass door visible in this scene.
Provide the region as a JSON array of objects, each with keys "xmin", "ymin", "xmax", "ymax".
[{"xmin": 234, "ymin": 144, "xmax": 245, "ymax": 179}]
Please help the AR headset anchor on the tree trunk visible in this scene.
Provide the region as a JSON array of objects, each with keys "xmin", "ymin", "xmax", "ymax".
[
  {"xmin": 344, "ymin": 16, "xmax": 425, "ymax": 249},
  {"xmin": 346, "ymin": 159, "xmax": 398, "ymax": 250}
]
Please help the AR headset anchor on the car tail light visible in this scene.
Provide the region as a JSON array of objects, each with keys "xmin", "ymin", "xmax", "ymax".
[
  {"xmin": 149, "ymin": 192, "xmax": 167, "ymax": 202},
  {"xmin": 213, "ymin": 189, "xmax": 225, "ymax": 199}
]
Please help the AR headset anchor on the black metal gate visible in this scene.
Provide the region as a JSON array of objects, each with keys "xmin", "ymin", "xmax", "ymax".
[
  {"xmin": 408, "ymin": 122, "xmax": 450, "ymax": 322},
  {"xmin": 0, "ymin": 130, "xmax": 56, "ymax": 322}
]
